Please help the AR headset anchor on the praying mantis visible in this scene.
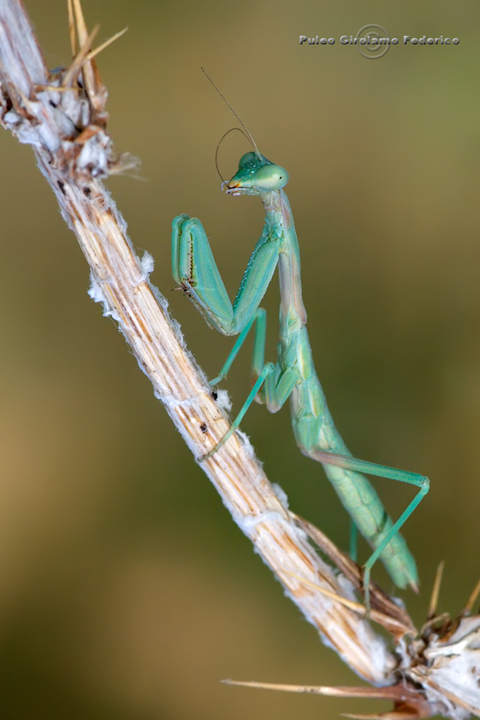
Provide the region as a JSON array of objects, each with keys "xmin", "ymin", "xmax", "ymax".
[{"xmin": 171, "ymin": 80, "xmax": 430, "ymax": 602}]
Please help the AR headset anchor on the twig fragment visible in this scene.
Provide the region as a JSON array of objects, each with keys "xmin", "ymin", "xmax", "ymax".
[{"xmin": 283, "ymin": 569, "xmax": 415, "ymax": 638}]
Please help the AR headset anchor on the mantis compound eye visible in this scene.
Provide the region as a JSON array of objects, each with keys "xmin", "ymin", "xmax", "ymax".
[
  {"xmin": 254, "ymin": 164, "xmax": 289, "ymax": 190},
  {"xmin": 238, "ymin": 151, "xmax": 257, "ymax": 169}
]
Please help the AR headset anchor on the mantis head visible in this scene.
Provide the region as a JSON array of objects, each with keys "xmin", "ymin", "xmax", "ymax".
[
  {"xmin": 226, "ymin": 152, "xmax": 289, "ymax": 197},
  {"xmin": 199, "ymin": 70, "xmax": 288, "ymax": 196}
]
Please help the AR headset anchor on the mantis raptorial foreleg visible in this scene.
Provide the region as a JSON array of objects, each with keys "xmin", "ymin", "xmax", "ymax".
[{"xmin": 172, "ymin": 214, "xmax": 280, "ymax": 335}]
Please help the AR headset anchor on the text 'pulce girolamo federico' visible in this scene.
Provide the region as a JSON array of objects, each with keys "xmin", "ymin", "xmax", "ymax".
[
  {"xmin": 299, "ymin": 25, "xmax": 460, "ymax": 59},
  {"xmin": 299, "ymin": 35, "xmax": 460, "ymax": 46}
]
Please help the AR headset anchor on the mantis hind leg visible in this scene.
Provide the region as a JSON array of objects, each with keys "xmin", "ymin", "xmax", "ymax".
[{"xmin": 314, "ymin": 449, "xmax": 429, "ymax": 608}]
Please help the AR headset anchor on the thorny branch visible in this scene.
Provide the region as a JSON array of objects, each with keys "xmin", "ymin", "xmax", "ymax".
[{"xmin": 0, "ymin": 1, "xmax": 479, "ymax": 718}]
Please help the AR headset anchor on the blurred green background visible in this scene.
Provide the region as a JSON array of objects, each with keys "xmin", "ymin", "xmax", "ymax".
[{"xmin": 0, "ymin": 1, "xmax": 478, "ymax": 718}]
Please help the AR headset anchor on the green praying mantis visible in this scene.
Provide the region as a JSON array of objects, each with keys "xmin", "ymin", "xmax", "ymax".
[{"xmin": 171, "ymin": 77, "xmax": 430, "ymax": 604}]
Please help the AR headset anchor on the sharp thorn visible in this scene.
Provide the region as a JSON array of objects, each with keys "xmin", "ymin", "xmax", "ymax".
[
  {"xmin": 67, "ymin": 0, "xmax": 77, "ymax": 56},
  {"xmin": 72, "ymin": 0, "xmax": 89, "ymax": 47},
  {"xmin": 427, "ymin": 561, "xmax": 444, "ymax": 620},
  {"xmin": 86, "ymin": 27, "xmax": 128, "ymax": 63},
  {"xmin": 62, "ymin": 24, "xmax": 99, "ymax": 88},
  {"xmin": 461, "ymin": 577, "xmax": 480, "ymax": 617}
]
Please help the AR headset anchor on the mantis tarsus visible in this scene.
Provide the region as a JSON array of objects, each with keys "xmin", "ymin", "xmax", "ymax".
[{"xmin": 172, "ymin": 89, "xmax": 429, "ymax": 602}]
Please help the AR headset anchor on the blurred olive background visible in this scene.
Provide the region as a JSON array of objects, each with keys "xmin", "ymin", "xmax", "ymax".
[{"xmin": 0, "ymin": 1, "xmax": 478, "ymax": 718}]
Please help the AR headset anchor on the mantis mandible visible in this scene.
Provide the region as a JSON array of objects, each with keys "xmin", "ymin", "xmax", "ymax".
[{"xmin": 172, "ymin": 78, "xmax": 429, "ymax": 602}]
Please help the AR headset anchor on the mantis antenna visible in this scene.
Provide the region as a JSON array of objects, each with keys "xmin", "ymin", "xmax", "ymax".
[
  {"xmin": 214, "ymin": 127, "xmax": 252, "ymax": 183},
  {"xmin": 200, "ymin": 67, "xmax": 261, "ymax": 157}
]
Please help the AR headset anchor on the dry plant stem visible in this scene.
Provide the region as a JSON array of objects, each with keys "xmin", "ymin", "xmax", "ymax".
[{"xmin": 0, "ymin": 0, "xmax": 395, "ymax": 685}]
